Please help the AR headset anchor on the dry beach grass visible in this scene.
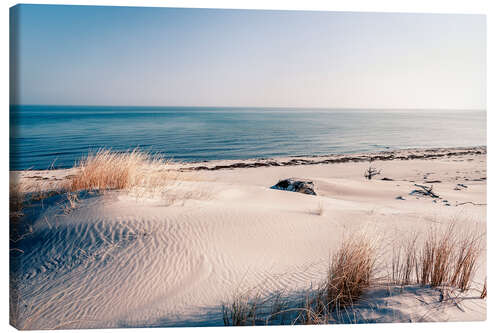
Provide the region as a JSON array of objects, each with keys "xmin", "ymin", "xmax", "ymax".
[
  {"xmin": 222, "ymin": 232, "xmax": 378, "ymax": 326},
  {"xmin": 9, "ymin": 147, "xmax": 486, "ymax": 328},
  {"xmin": 221, "ymin": 224, "xmax": 485, "ymax": 326},
  {"xmin": 68, "ymin": 149, "xmax": 169, "ymax": 192},
  {"xmin": 392, "ymin": 223, "xmax": 483, "ymax": 290}
]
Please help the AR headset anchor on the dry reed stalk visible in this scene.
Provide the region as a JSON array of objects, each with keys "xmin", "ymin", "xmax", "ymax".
[
  {"xmin": 392, "ymin": 233, "xmax": 418, "ymax": 286},
  {"xmin": 222, "ymin": 292, "xmax": 261, "ymax": 326},
  {"xmin": 295, "ymin": 289, "xmax": 329, "ymax": 325},
  {"xmin": 480, "ymin": 278, "xmax": 487, "ymax": 299},
  {"xmin": 315, "ymin": 201, "xmax": 324, "ymax": 216}
]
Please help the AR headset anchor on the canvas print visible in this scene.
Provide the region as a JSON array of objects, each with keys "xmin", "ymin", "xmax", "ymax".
[{"xmin": 9, "ymin": 4, "xmax": 486, "ymax": 329}]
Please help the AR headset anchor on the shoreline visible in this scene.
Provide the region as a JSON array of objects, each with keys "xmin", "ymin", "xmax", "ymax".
[
  {"xmin": 11, "ymin": 145, "xmax": 486, "ymax": 175},
  {"xmin": 180, "ymin": 145, "xmax": 486, "ymax": 171}
]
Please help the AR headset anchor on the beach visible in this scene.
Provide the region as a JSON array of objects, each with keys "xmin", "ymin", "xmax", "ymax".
[
  {"xmin": 8, "ymin": 4, "xmax": 488, "ymax": 330},
  {"xmin": 10, "ymin": 146, "xmax": 487, "ymax": 329}
]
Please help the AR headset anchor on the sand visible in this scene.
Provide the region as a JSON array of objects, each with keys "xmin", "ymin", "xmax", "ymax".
[{"xmin": 9, "ymin": 147, "xmax": 486, "ymax": 329}]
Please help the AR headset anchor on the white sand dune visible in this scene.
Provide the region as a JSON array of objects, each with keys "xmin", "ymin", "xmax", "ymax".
[{"xmin": 10, "ymin": 149, "xmax": 486, "ymax": 329}]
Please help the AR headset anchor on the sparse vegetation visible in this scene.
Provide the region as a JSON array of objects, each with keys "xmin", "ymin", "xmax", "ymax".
[
  {"xmin": 9, "ymin": 182, "xmax": 26, "ymax": 222},
  {"xmin": 480, "ymin": 278, "xmax": 487, "ymax": 299},
  {"xmin": 63, "ymin": 192, "xmax": 80, "ymax": 214},
  {"xmin": 222, "ymin": 234, "xmax": 376, "ymax": 326},
  {"xmin": 221, "ymin": 290, "xmax": 256, "ymax": 326},
  {"xmin": 221, "ymin": 225, "xmax": 485, "ymax": 326},
  {"xmin": 311, "ymin": 201, "xmax": 324, "ymax": 216},
  {"xmin": 65, "ymin": 149, "xmax": 203, "ymax": 205},
  {"xmin": 221, "ymin": 290, "xmax": 292, "ymax": 326},
  {"xmin": 392, "ymin": 232, "xmax": 418, "ymax": 287},
  {"xmin": 391, "ymin": 224, "xmax": 483, "ymax": 291},
  {"xmin": 68, "ymin": 149, "xmax": 169, "ymax": 192},
  {"xmin": 9, "ymin": 179, "xmax": 60, "ymax": 239},
  {"xmin": 326, "ymin": 235, "xmax": 376, "ymax": 311},
  {"xmin": 295, "ymin": 291, "xmax": 329, "ymax": 325}
]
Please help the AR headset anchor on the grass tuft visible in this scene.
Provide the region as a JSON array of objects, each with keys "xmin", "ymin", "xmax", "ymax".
[
  {"xmin": 68, "ymin": 149, "xmax": 168, "ymax": 192},
  {"xmin": 392, "ymin": 224, "xmax": 483, "ymax": 291},
  {"xmin": 221, "ymin": 234, "xmax": 376, "ymax": 326},
  {"xmin": 326, "ymin": 235, "xmax": 376, "ymax": 311},
  {"xmin": 221, "ymin": 292, "xmax": 258, "ymax": 326}
]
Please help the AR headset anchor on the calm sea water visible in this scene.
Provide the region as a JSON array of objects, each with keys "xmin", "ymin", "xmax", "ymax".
[{"xmin": 10, "ymin": 106, "xmax": 486, "ymax": 170}]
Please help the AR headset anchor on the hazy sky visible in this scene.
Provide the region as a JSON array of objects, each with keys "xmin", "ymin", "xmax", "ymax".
[{"xmin": 10, "ymin": 5, "xmax": 485, "ymax": 109}]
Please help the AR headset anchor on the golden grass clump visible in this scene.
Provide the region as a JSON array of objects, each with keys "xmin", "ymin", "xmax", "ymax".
[
  {"xmin": 419, "ymin": 225, "xmax": 456, "ymax": 287},
  {"xmin": 392, "ymin": 223, "xmax": 483, "ymax": 292},
  {"xmin": 68, "ymin": 149, "xmax": 168, "ymax": 192},
  {"xmin": 418, "ymin": 224, "xmax": 482, "ymax": 291},
  {"xmin": 326, "ymin": 235, "xmax": 376, "ymax": 311},
  {"xmin": 449, "ymin": 232, "xmax": 482, "ymax": 291}
]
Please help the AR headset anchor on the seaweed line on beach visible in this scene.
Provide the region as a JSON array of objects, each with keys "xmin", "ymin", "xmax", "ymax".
[{"xmin": 180, "ymin": 147, "xmax": 486, "ymax": 172}]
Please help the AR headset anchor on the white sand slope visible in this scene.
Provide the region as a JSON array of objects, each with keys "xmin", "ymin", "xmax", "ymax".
[{"xmin": 10, "ymin": 149, "xmax": 486, "ymax": 329}]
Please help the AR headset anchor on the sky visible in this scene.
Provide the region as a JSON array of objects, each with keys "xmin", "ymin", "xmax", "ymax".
[{"xmin": 10, "ymin": 5, "xmax": 486, "ymax": 109}]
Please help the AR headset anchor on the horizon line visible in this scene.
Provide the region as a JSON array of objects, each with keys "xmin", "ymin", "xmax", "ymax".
[{"xmin": 9, "ymin": 104, "xmax": 486, "ymax": 111}]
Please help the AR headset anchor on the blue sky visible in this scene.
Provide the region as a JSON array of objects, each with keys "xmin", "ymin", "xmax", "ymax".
[{"xmin": 10, "ymin": 5, "xmax": 485, "ymax": 109}]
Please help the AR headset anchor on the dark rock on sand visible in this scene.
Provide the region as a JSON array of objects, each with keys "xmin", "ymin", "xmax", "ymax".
[{"xmin": 271, "ymin": 178, "xmax": 317, "ymax": 196}]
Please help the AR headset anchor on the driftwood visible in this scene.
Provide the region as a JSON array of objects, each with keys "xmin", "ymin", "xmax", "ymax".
[
  {"xmin": 455, "ymin": 201, "xmax": 486, "ymax": 206},
  {"xmin": 364, "ymin": 165, "xmax": 381, "ymax": 180},
  {"xmin": 411, "ymin": 184, "xmax": 440, "ymax": 198}
]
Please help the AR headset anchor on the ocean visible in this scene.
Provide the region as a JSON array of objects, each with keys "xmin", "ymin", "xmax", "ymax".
[{"xmin": 9, "ymin": 106, "xmax": 486, "ymax": 170}]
